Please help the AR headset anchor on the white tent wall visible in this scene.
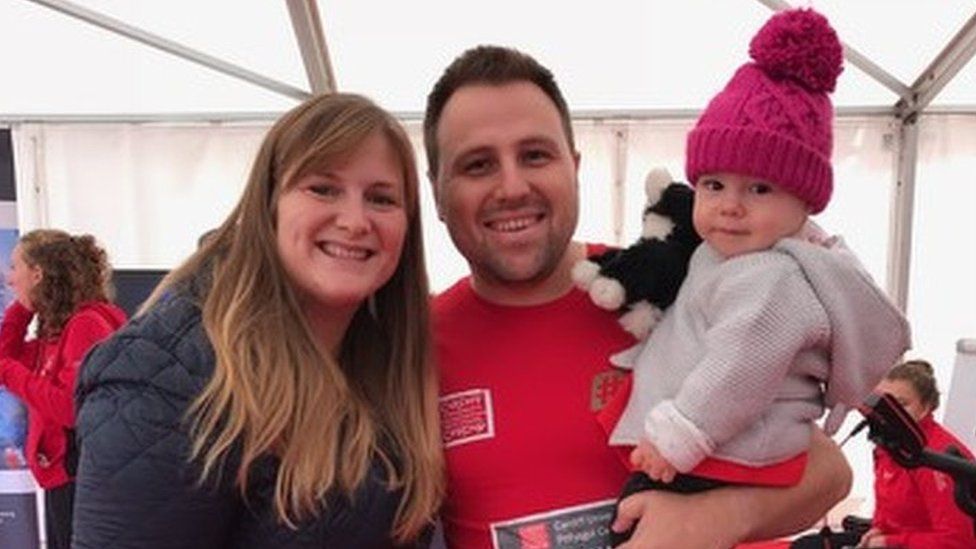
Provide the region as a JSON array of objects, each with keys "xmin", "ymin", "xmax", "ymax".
[
  {"xmin": 11, "ymin": 122, "xmax": 265, "ymax": 267},
  {"xmin": 7, "ymin": 115, "xmax": 901, "ymax": 292},
  {"xmin": 911, "ymin": 114, "xmax": 976, "ymax": 403},
  {"xmin": 10, "ymin": 112, "xmax": 975, "ymax": 520}
]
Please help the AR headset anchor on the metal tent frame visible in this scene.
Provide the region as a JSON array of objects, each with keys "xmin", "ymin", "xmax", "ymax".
[{"xmin": 17, "ymin": 0, "xmax": 976, "ymax": 312}]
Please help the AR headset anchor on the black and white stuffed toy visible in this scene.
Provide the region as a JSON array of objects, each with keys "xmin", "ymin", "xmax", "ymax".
[{"xmin": 572, "ymin": 168, "xmax": 702, "ymax": 339}]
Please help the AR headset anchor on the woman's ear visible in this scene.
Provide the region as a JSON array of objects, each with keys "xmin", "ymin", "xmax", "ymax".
[
  {"xmin": 920, "ymin": 402, "xmax": 935, "ymax": 420},
  {"xmin": 29, "ymin": 264, "xmax": 43, "ymax": 287}
]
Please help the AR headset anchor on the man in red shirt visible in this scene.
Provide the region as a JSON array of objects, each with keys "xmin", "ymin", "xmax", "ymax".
[{"xmin": 423, "ymin": 45, "xmax": 853, "ymax": 548}]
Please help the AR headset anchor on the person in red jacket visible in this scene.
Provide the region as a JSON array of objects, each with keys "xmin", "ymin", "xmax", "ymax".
[
  {"xmin": 0, "ymin": 229, "xmax": 126, "ymax": 549},
  {"xmin": 859, "ymin": 359, "xmax": 976, "ymax": 548}
]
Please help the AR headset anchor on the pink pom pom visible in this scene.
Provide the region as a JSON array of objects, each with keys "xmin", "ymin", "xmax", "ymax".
[{"xmin": 748, "ymin": 8, "xmax": 843, "ymax": 93}]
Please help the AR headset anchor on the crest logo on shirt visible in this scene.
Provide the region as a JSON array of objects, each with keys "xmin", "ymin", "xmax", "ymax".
[
  {"xmin": 590, "ymin": 369, "xmax": 628, "ymax": 411},
  {"xmin": 440, "ymin": 388, "xmax": 495, "ymax": 448}
]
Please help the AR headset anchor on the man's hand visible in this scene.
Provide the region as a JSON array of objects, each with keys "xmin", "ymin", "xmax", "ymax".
[
  {"xmin": 609, "ymin": 429, "xmax": 850, "ymax": 547},
  {"xmin": 630, "ymin": 439, "xmax": 677, "ymax": 483},
  {"xmin": 611, "ymin": 489, "xmax": 746, "ymax": 549}
]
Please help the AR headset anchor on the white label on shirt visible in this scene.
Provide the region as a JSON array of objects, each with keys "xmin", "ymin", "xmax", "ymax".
[
  {"xmin": 490, "ymin": 499, "xmax": 616, "ymax": 549},
  {"xmin": 440, "ymin": 388, "xmax": 495, "ymax": 448}
]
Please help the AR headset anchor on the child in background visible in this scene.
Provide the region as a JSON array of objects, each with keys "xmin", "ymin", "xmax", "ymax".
[{"xmin": 607, "ymin": 8, "xmax": 912, "ymax": 544}]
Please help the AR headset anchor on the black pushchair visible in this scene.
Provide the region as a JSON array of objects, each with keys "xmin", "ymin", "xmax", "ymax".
[{"xmin": 791, "ymin": 392, "xmax": 976, "ymax": 548}]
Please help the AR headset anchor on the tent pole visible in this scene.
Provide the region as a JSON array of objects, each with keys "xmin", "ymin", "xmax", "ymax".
[
  {"xmin": 898, "ymin": 11, "xmax": 976, "ymax": 118},
  {"xmin": 611, "ymin": 125, "xmax": 628, "ymax": 246},
  {"xmin": 24, "ymin": 0, "xmax": 310, "ymax": 101},
  {"xmin": 286, "ymin": 0, "xmax": 336, "ymax": 94},
  {"xmin": 886, "ymin": 10, "xmax": 976, "ymax": 312},
  {"xmin": 886, "ymin": 116, "xmax": 918, "ymax": 312},
  {"xmin": 17, "ymin": 105, "xmax": 976, "ymax": 125},
  {"xmin": 754, "ymin": 0, "xmax": 912, "ymax": 102}
]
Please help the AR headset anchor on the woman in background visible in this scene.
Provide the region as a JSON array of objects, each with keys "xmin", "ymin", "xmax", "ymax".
[
  {"xmin": 859, "ymin": 359, "xmax": 976, "ymax": 548},
  {"xmin": 72, "ymin": 93, "xmax": 444, "ymax": 548},
  {"xmin": 0, "ymin": 229, "xmax": 126, "ymax": 549}
]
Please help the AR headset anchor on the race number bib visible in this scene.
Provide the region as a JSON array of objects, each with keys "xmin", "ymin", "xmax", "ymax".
[{"xmin": 490, "ymin": 500, "xmax": 615, "ymax": 549}]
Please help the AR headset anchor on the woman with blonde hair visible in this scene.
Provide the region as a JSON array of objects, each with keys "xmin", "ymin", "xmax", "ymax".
[
  {"xmin": 0, "ymin": 229, "xmax": 126, "ymax": 549},
  {"xmin": 73, "ymin": 93, "xmax": 444, "ymax": 548}
]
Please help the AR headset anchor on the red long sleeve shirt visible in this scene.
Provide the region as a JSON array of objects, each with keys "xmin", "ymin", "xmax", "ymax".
[
  {"xmin": 872, "ymin": 414, "xmax": 976, "ymax": 549},
  {"xmin": 0, "ymin": 301, "xmax": 126, "ymax": 488}
]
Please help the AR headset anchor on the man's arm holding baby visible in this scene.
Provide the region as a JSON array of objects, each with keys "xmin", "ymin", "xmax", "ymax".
[{"xmin": 613, "ymin": 429, "xmax": 850, "ymax": 548}]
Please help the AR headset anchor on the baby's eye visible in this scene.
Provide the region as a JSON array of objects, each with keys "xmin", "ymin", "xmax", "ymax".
[
  {"xmin": 750, "ymin": 183, "xmax": 773, "ymax": 195},
  {"xmin": 701, "ymin": 179, "xmax": 724, "ymax": 191}
]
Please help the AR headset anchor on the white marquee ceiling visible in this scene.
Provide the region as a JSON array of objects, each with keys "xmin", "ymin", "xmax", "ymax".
[{"xmin": 1, "ymin": 0, "xmax": 974, "ymax": 116}]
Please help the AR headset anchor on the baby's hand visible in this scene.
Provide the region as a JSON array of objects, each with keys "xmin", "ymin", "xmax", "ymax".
[{"xmin": 629, "ymin": 439, "xmax": 677, "ymax": 483}]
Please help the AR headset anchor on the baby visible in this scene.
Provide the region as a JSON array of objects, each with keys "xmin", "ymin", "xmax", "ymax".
[{"xmin": 607, "ymin": 8, "xmax": 912, "ymax": 545}]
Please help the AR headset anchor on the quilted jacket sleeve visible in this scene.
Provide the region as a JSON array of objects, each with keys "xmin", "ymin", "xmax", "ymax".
[{"xmin": 72, "ymin": 302, "xmax": 240, "ymax": 548}]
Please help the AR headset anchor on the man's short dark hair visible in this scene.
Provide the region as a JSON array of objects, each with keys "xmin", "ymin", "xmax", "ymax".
[{"xmin": 423, "ymin": 45, "xmax": 576, "ymax": 177}]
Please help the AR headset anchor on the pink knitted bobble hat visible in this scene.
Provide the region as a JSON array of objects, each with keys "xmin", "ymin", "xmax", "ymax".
[{"xmin": 685, "ymin": 8, "xmax": 843, "ymax": 213}]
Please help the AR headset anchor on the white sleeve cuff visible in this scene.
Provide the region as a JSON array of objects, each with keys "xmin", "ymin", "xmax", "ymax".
[{"xmin": 644, "ymin": 400, "xmax": 715, "ymax": 473}]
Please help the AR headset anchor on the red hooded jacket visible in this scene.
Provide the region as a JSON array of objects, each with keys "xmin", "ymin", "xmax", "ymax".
[
  {"xmin": 0, "ymin": 300, "xmax": 126, "ymax": 488},
  {"xmin": 872, "ymin": 414, "xmax": 976, "ymax": 549}
]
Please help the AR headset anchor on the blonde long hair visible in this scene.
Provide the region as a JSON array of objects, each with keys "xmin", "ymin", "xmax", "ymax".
[{"xmin": 142, "ymin": 93, "xmax": 443, "ymax": 541}]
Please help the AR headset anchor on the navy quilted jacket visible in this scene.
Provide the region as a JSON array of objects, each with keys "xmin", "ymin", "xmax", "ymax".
[{"xmin": 73, "ymin": 291, "xmax": 422, "ymax": 548}]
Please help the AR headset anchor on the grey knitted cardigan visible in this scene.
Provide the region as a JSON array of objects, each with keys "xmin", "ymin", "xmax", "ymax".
[{"xmin": 610, "ymin": 238, "xmax": 911, "ymax": 472}]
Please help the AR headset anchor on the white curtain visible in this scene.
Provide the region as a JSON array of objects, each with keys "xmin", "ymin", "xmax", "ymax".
[
  {"xmin": 10, "ymin": 117, "xmax": 901, "ymax": 282},
  {"xmin": 911, "ymin": 115, "xmax": 976, "ymax": 387},
  {"xmin": 11, "ymin": 123, "xmax": 267, "ymax": 268}
]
